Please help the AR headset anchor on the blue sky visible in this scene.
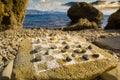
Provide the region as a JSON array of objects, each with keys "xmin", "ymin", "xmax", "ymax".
[{"xmin": 27, "ymin": 0, "xmax": 119, "ymax": 12}]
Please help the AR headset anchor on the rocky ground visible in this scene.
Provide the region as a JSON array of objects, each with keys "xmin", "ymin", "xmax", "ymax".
[{"xmin": 0, "ymin": 28, "xmax": 120, "ymax": 79}]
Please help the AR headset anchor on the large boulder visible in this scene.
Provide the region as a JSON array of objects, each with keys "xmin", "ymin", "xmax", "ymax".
[
  {"xmin": 0, "ymin": 0, "xmax": 28, "ymax": 31},
  {"xmin": 67, "ymin": 2, "xmax": 103, "ymax": 24},
  {"xmin": 105, "ymin": 8, "xmax": 120, "ymax": 29},
  {"xmin": 94, "ymin": 36, "xmax": 120, "ymax": 53},
  {"xmin": 12, "ymin": 35, "xmax": 118, "ymax": 80}
]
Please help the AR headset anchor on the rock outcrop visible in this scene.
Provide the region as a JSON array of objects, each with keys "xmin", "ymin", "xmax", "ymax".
[
  {"xmin": 12, "ymin": 35, "xmax": 118, "ymax": 80},
  {"xmin": 105, "ymin": 8, "xmax": 120, "ymax": 29},
  {"xmin": 63, "ymin": 18, "xmax": 98, "ymax": 31},
  {"xmin": 101, "ymin": 63, "xmax": 120, "ymax": 80},
  {"xmin": 0, "ymin": 0, "xmax": 28, "ymax": 31},
  {"xmin": 66, "ymin": 2, "xmax": 103, "ymax": 30},
  {"xmin": 67, "ymin": 2, "xmax": 103, "ymax": 24},
  {"xmin": 94, "ymin": 36, "xmax": 120, "ymax": 53}
]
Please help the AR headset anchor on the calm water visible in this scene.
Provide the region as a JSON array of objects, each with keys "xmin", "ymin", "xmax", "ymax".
[{"xmin": 23, "ymin": 12, "xmax": 110, "ymax": 29}]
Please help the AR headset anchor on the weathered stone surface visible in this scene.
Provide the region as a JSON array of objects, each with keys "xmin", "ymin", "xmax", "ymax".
[
  {"xmin": 63, "ymin": 18, "xmax": 98, "ymax": 31},
  {"xmin": 11, "ymin": 39, "xmax": 35, "ymax": 80},
  {"xmin": 0, "ymin": 0, "xmax": 28, "ymax": 31},
  {"xmin": 12, "ymin": 35, "xmax": 118, "ymax": 80},
  {"xmin": 0, "ymin": 55, "xmax": 3, "ymax": 62},
  {"xmin": 94, "ymin": 36, "xmax": 120, "ymax": 53},
  {"xmin": 105, "ymin": 8, "xmax": 120, "ymax": 29},
  {"xmin": 1, "ymin": 60, "xmax": 14, "ymax": 80},
  {"xmin": 67, "ymin": 2, "xmax": 103, "ymax": 24},
  {"xmin": 101, "ymin": 63, "xmax": 120, "ymax": 80}
]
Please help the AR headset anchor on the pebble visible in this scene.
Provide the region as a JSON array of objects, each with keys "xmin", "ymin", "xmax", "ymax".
[
  {"xmin": 44, "ymin": 51, "xmax": 49, "ymax": 55},
  {"xmin": 87, "ymin": 45, "xmax": 92, "ymax": 50},
  {"xmin": 92, "ymin": 54, "xmax": 99, "ymax": 58},
  {"xmin": 61, "ymin": 49, "xmax": 66, "ymax": 53},
  {"xmin": 76, "ymin": 45, "xmax": 81, "ymax": 48},
  {"xmin": 81, "ymin": 55, "xmax": 89, "ymax": 61},
  {"xmin": 35, "ymin": 54, "xmax": 42, "ymax": 62},
  {"xmin": 74, "ymin": 49, "xmax": 82, "ymax": 53},
  {"xmin": 64, "ymin": 45, "xmax": 70, "ymax": 49},
  {"xmin": 34, "ymin": 47, "xmax": 42, "ymax": 53},
  {"xmin": 71, "ymin": 53, "xmax": 76, "ymax": 57},
  {"xmin": 66, "ymin": 56, "xmax": 72, "ymax": 62},
  {"xmin": 62, "ymin": 41, "xmax": 67, "ymax": 44},
  {"xmin": 50, "ymin": 46, "xmax": 57, "ymax": 49}
]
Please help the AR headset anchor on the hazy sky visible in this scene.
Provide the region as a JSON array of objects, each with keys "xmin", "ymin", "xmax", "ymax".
[{"xmin": 27, "ymin": 0, "xmax": 119, "ymax": 12}]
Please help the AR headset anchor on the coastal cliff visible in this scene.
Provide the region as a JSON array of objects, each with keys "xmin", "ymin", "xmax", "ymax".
[{"xmin": 0, "ymin": 0, "xmax": 28, "ymax": 31}]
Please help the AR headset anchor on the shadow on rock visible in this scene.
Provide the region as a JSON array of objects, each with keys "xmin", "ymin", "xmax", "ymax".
[
  {"xmin": 1, "ymin": 76, "xmax": 9, "ymax": 80},
  {"xmin": 101, "ymin": 73, "xmax": 118, "ymax": 80}
]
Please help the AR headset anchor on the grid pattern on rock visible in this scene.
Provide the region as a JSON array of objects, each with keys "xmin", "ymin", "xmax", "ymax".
[{"xmin": 32, "ymin": 35, "xmax": 106, "ymax": 74}]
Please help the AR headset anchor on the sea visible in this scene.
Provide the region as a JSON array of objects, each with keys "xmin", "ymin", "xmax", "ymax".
[{"xmin": 23, "ymin": 12, "xmax": 110, "ymax": 29}]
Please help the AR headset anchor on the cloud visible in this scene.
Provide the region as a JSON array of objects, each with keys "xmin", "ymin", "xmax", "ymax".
[
  {"xmin": 28, "ymin": 0, "xmax": 66, "ymax": 11},
  {"xmin": 34, "ymin": 4, "xmax": 41, "ymax": 9},
  {"xmin": 28, "ymin": 0, "xmax": 33, "ymax": 4},
  {"xmin": 41, "ymin": 0, "xmax": 50, "ymax": 2},
  {"xmin": 29, "ymin": 0, "xmax": 119, "ymax": 12}
]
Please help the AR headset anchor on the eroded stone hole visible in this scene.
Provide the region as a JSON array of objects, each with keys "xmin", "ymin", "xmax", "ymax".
[
  {"xmin": 1, "ymin": 0, "xmax": 8, "ymax": 4},
  {"xmin": 13, "ymin": 0, "xmax": 17, "ymax": 4},
  {"xmin": 1, "ymin": 16, "xmax": 11, "ymax": 25}
]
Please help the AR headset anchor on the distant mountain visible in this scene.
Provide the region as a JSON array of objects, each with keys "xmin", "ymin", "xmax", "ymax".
[
  {"xmin": 26, "ymin": 10, "xmax": 49, "ymax": 14},
  {"xmin": 62, "ymin": 2, "xmax": 77, "ymax": 6},
  {"xmin": 26, "ymin": 10, "xmax": 66, "ymax": 15}
]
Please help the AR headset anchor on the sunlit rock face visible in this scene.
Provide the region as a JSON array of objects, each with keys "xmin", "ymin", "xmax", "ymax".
[
  {"xmin": 105, "ymin": 8, "xmax": 120, "ymax": 29},
  {"xmin": 67, "ymin": 2, "xmax": 103, "ymax": 24},
  {"xmin": 12, "ymin": 35, "xmax": 118, "ymax": 80},
  {"xmin": 0, "ymin": 0, "xmax": 28, "ymax": 31},
  {"xmin": 65, "ymin": 2, "xmax": 103, "ymax": 30}
]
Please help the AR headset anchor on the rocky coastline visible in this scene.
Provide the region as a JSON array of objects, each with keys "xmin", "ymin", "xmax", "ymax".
[
  {"xmin": 0, "ymin": 28, "xmax": 120, "ymax": 79},
  {"xmin": 0, "ymin": 1, "xmax": 120, "ymax": 80}
]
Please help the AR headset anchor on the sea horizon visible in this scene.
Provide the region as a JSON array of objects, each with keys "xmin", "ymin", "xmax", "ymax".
[{"xmin": 23, "ymin": 10, "xmax": 111, "ymax": 29}]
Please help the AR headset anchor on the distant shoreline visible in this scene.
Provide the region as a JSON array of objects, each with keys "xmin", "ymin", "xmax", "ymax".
[{"xmin": 23, "ymin": 13, "xmax": 110, "ymax": 29}]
